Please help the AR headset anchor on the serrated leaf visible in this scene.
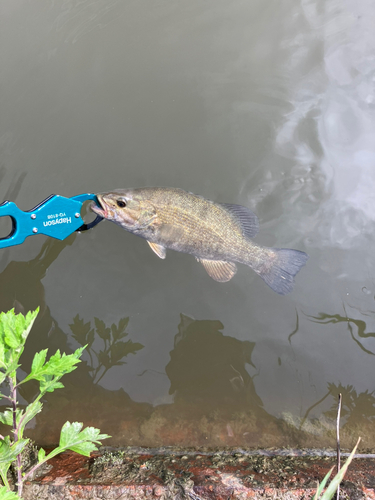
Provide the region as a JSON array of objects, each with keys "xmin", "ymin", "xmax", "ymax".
[
  {"xmin": 39, "ymin": 375, "xmax": 64, "ymax": 394},
  {"xmin": 58, "ymin": 421, "xmax": 110, "ymax": 457},
  {"xmin": 0, "ymin": 308, "xmax": 39, "ymax": 351},
  {"xmin": 0, "ymin": 486, "xmax": 20, "ymax": 500},
  {"xmin": 21, "ymin": 346, "xmax": 85, "ymax": 387},
  {"xmin": 31, "ymin": 349, "xmax": 48, "ymax": 374}
]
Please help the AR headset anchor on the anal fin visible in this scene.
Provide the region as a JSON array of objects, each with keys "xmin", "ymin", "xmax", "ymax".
[
  {"xmin": 147, "ymin": 241, "xmax": 166, "ymax": 259},
  {"xmin": 198, "ymin": 259, "xmax": 237, "ymax": 282}
]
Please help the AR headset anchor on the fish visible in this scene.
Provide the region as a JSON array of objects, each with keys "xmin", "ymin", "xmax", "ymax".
[{"xmin": 91, "ymin": 187, "xmax": 308, "ymax": 295}]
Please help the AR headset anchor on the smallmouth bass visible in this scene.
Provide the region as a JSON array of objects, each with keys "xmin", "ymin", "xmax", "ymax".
[{"xmin": 91, "ymin": 187, "xmax": 308, "ymax": 294}]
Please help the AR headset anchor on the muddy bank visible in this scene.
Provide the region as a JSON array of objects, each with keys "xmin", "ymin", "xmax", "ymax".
[{"xmin": 22, "ymin": 447, "xmax": 375, "ymax": 499}]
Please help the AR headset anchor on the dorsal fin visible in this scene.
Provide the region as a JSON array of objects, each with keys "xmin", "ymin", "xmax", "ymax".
[
  {"xmin": 219, "ymin": 203, "xmax": 259, "ymax": 239},
  {"xmin": 198, "ymin": 259, "xmax": 237, "ymax": 282},
  {"xmin": 147, "ymin": 241, "xmax": 166, "ymax": 259}
]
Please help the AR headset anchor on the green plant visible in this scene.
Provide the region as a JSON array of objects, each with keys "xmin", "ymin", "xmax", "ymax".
[
  {"xmin": 0, "ymin": 308, "xmax": 110, "ymax": 498},
  {"xmin": 312, "ymin": 437, "xmax": 360, "ymax": 500}
]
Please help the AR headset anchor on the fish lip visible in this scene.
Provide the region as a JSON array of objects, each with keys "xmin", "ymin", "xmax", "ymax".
[{"xmin": 90, "ymin": 195, "xmax": 108, "ymax": 218}]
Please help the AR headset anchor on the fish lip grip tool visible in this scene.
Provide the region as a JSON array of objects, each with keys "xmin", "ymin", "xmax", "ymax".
[{"xmin": 0, "ymin": 193, "xmax": 103, "ymax": 249}]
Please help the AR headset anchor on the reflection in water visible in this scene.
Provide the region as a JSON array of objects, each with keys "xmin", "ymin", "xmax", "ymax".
[
  {"xmin": 52, "ymin": 0, "xmax": 124, "ymax": 45},
  {"xmin": 0, "ymin": 238, "xmax": 103, "ymax": 413},
  {"xmin": 300, "ymin": 383, "xmax": 375, "ymax": 444},
  {"xmin": 69, "ymin": 315, "xmax": 144, "ymax": 384},
  {"xmin": 306, "ymin": 310, "xmax": 375, "ymax": 356},
  {"xmin": 166, "ymin": 314, "xmax": 261, "ymax": 410},
  {"xmin": 323, "ymin": 383, "xmax": 375, "ymax": 427},
  {"xmin": 2, "ymin": 285, "xmax": 374, "ymax": 448},
  {"xmin": 0, "ymin": 240, "xmax": 149, "ymax": 446},
  {"xmin": 0, "ymin": 237, "xmax": 77, "ymax": 361}
]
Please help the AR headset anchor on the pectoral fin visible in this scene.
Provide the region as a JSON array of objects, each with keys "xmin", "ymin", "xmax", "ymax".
[
  {"xmin": 147, "ymin": 241, "xmax": 166, "ymax": 259},
  {"xmin": 198, "ymin": 259, "xmax": 237, "ymax": 282}
]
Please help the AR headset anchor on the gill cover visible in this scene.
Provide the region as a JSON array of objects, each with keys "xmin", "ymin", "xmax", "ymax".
[{"xmin": 96, "ymin": 192, "xmax": 157, "ymax": 230}]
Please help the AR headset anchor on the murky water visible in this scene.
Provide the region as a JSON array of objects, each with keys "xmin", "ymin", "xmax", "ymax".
[{"xmin": 1, "ymin": 0, "xmax": 375, "ymax": 450}]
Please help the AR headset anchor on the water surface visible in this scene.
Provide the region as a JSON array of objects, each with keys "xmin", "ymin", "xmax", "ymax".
[{"xmin": 1, "ymin": 0, "xmax": 375, "ymax": 450}]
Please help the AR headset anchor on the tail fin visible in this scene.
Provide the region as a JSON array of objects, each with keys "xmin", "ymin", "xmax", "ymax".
[{"xmin": 258, "ymin": 248, "xmax": 308, "ymax": 295}]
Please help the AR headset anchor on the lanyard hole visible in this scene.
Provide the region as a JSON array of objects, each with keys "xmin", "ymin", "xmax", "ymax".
[{"xmin": 0, "ymin": 216, "xmax": 13, "ymax": 240}]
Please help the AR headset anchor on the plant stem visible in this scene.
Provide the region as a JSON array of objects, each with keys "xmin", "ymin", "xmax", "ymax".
[
  {"xmin": 336, "ymin": 393, "xmax": 342, "ymax": 500},
  {"xmin": 22, "ymin": 447, "xmax": 66, "ymax": 483},
  {"xmin": 8, "ymin": 375, "xmax": 23, "ymax": 496},
  {"xmin": 94, "ymin": 367, "xmax": 109, "ymax": 385}
]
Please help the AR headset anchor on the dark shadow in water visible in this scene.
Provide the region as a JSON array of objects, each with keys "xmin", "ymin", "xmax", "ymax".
[
  {"xmin": 0, "ymin": 236, "xmax": 76, "ymax": 360},
  {"xmin": 306, "ymin": 307, "xmax": 375, "ymax": 356},
  {"xmin": 166, "ymin": 314, "xmax": 263, "ymax": 412},
  {"xmin": 69, "ymin": 315, "xmax": 144, "ymax": 384}
]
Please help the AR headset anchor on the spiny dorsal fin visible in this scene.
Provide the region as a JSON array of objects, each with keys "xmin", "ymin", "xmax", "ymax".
[
  {"xmin": 147, "ymin": 241, "xmax": 166, "ymax": 259},
  {"xmin": 219, "ymin": 203, "xmax": 259, "ymax": 239},
  {"xmin": 198, "ymin": 259, "xmax": 237, "ymax": 282}
]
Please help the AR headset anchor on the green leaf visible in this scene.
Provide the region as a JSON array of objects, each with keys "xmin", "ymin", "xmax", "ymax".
[
  {"xmin": 0, "ymin": 343, "xmax": 5, "ymax": 370},
  {"xmin": 37, "ymin": 447, "xmax": 46, "ymax": 463},
  {"xmin": 18, "ymin": 400, "xmax": 42, "ymax": 438},
  {"xmin": 312, "ymin": 437, "xmax": 360, "ymax": 500},
  {"xmin": 0, "ymin": 308, "xmax": 39, "ymax": 351},
  {"xmin": 0, "ymin": 486, "xmax": 20, "ymax": 500},
  {"xmin": 39, "ymin": 375, "xmax": 64, "ymax": 394},
  {"xmin": 58, "ymin": 421, "xmax": 110, "ymax": 457},
  {"xmin": 21, "ymin": 346, "xmax": 85, "ymax": 387},
  {"xmin": 312, "ymin": 467, "xmax": 334, "ymax": 500},
  {"xmin": 2, "ymin": 361, "xmax": 21, "ymax": 381},
  {"xmin": 30, "ymin": 349, "xmax": 48, "ymax": 374},
  {"xmin": 0, "ymin": 437, "xmax": 29, "ymax": 491},
  {"xmin": 0, "ymin": 436, "xmax": 29, "ymax": 464},
  {"xmin": 0, "ymin": 410, "xmax": 14, "ymax": 427},
  {"xmin": 0, "ymin": 401, "xmax": 42, "ymax": 438}
]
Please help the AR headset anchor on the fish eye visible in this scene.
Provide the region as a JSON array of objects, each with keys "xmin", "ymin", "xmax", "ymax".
[{"xmin": 116, "ymin": 199, "xmax": 126, "ymax": 208}]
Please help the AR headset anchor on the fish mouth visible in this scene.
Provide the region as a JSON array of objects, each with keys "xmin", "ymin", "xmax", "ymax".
[{"xmin": 90, "ymin": 195, "xmax": 108, "ymax": 218}]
